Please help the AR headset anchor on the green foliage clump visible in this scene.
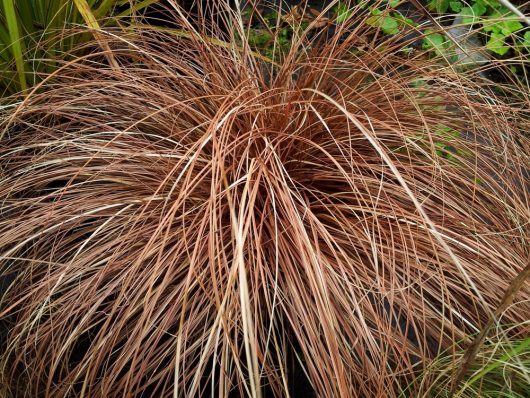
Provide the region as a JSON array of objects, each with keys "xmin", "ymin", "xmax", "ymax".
[
  {"xmin": 402, "ymin": 334, "xmax": 530, "ymax": 398},
  {"xmin": 366, "ymin": 8, "xmax": 401, "ymax": 35},
  {"xmin": 334, "ymin": 1, "xmax": 417, "ymax": 35},
  {"xmin": 237, "ymin": 8, "xmax": 302, "ymax": 62},
  {"xmin": 422, "ymin": 29, "xmax": 451, "ymax": 55},
  {"xmin": 0, "ymin": 0, "xmax": 160, "ymax": 95},
  {"xmin": 426, "ymin": 0, "xmax": 527, "ymax": 56},
  {"xmin": 333, "ymin": 0, "xmax": 527, "ymax": 65}
]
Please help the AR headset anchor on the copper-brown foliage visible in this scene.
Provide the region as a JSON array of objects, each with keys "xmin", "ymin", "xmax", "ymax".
[{"xmin": 0, "ymin": 3, "xmax": 529, "ymax": 397}]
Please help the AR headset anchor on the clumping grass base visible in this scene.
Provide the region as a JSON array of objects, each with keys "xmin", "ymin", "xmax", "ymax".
[{"xmin": 0, "ymin": 3, "xmax": 529, "ymax": 397}]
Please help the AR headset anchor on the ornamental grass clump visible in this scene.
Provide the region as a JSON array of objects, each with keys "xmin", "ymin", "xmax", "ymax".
[{"xmin": 0, "ymin": 1, "xmax": 529, "ymax": 397}]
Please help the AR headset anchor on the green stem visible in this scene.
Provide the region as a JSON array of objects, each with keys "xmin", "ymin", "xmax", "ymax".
[{"xmin": 2, "ymin": 0, "xmax": 27, "ymax": 92}]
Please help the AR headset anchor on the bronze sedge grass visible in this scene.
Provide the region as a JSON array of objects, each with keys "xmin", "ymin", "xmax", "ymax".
[{"xmin": 0, "ymin": 1, "xmax": 529, "ymax": 397}]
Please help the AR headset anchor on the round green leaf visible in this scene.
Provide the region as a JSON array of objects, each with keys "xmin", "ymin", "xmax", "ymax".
[{"xmin": 486, "ymin": 32, "xmax": 510, "ymax": 55}]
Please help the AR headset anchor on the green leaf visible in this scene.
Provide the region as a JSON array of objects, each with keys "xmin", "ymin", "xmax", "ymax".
[
  {"xmin": 482, "ymin": 18, "xmax": 502, "ymax": 33},
  {"xmin": 486, "ymin": 32, "xmax": 510, "ymax": 55},
  {"xmin": 482, "ymin": 11, "xmax": 502, "ymax": 33},
  {"xmin": 393, "ymin": 12, "xmax": 418, "ymax": 27},
  {"xmin": 335, "ymin": 2, "xmax": 353, "ymax": 24},
  {"xmin": 472, "ymin": 1, "xmax": 487, "ymax": 16},
  {"xmin": 387, "ymin": 0, "xmax": 400, "ymax": 7},
  {"xmin": 500, "ymin": 19, "xmax": 523, "ymax": 36},
  {"xmin": 422, "ymin": 31, "xmax": 448, "ymax": 55},
  {"xmin": 460, "ymin": 6, "xmax": 480, "ymax": 25},
  {"xmin": 483, "ymin": 0, "xmax": 503, "ymax": 9},
  {"xmin": 449, "ymin": 1, "xmax": 463, "ymax": 12},
  {"xmin": 381, "ymin": 17, "xmax": 399, "ymax": 35},
  {"xmin": 2, "ymin": 0, "xmax": 27, "ymax": 92},
  {"xmin": 523, "ymin": 31, "xmax": 530, "ymax": 50},
  {"xmin": 366, "ymin": 10, "xmax": 399, "ymax": 35},
  {"xmin": 483, "ymin": 10, "xmax": 523, "ymax": 36},
  {"xmin": 427, "ymin": 0, "xmax": 450, "ymax": 13}
]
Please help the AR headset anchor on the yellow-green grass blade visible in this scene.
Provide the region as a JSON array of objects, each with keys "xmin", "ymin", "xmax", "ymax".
[
  {"xmin": 459, "ymin": 337, "xmax": 530, "ymax": 393},
  {"xmin": 116, "ymin": 0, "xmax": 162, "ymax": 18},
  {"xmin": 2, "ymin": 0, "xmax": 27, "ymax": 92},
  {"xmin": 72, "ymin": 0, "xmax": 119, "ymax": 70},
  {"xmin": 73, "ymin": 0, "xmax": 105, "ymax": 30},
  {"xmin": 94, "ymin": 0, "xmax": 119, "ymax": 19}
]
